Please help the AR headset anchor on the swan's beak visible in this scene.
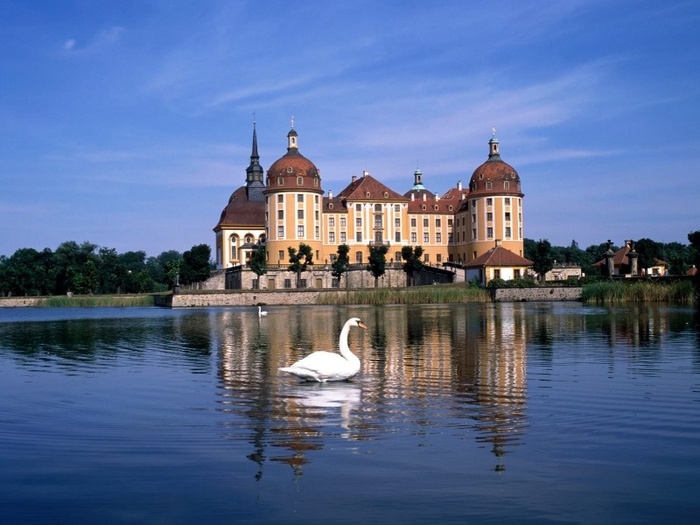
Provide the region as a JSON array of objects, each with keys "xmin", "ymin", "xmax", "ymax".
[{"xmin": 358, "ymin": 321, "xmax": 367, "ymax": 330}]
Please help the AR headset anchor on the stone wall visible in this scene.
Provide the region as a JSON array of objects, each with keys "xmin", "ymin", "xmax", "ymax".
[
  {"xmin": 169, "ymin": 289, "xmax": 344, "ymax": 308},
  {"xmin": 0, "ymin": 297, "xmax": 41, "ymax": 307},
  {"xmin": 491, "ymin": 287, "xmax": 582, "ymax": 302}
]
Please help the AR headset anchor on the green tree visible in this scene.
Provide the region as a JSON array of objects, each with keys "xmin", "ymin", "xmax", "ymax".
[
  {"xmin": 180, "ymin": 244, "xmax": 212, "ymax": 285},
  {"xmin": 634, "ymin": 238, "xmax": 663, "ymax": 273},
  {"xmin": 401, "ymin": 245, "xmax": 424, "ymax": 286},
  {"xmin": 288, "ymin": 243, "xmax": 313, "ymax": 288},
  {"xmin": 532, "ymin": 239, "xmax": 554, "ymax": 282},
  {"xmin": 53, "ymin": 241, "xmax": 99, "ymax": 294},
  {"xmin": 331, "ymin": 244, "xmax": 350, "ymax": 287},
  {"xmin": 249, "ymin": 243, "xmax": 267, "ymax": 287},
  {"xmin": 367, "ymin": 245, "xmax": 389, "ymax": 288}
]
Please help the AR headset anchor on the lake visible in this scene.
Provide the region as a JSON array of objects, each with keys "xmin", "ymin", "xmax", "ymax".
[{"xmin": 1, "ymin": 303, "xmax": 699, "ymax": 524}]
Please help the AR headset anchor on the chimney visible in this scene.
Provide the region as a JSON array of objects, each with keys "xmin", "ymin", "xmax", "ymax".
[
  {"xmin": 352, "ymin": 175, "xmax": 357, "ymax": 183},
  {"xmin": 457, "ymin": 180, "xmax": 462, "ymax": 191},
  {"xmin": 328, "ymin": 190, "xmax": 333, "ymax": 199},
  {"xmin": 422, "ymin": 193, "xmax": 426, "ymax": 201},
  {"xmin": 495, "ymin": 239, "xmax": 502, "ymax": 247},
  {"xmin": 435, "ymin": 193, "xmax": 440, "ymax": 201},
  {"xmin": 362, "ymin": 170, "xmax": 369, "ymax": 178},
  {"xmin": 411, "ymin": 193, "xmax": 415, "ymax": 201}
]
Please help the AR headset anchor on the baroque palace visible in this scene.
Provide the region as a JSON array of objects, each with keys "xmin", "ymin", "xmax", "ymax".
[{"xmin": 214, "ymin": 123, "xmax": 530, "ymax": 286}]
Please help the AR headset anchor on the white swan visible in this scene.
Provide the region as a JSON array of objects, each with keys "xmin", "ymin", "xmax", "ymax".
[
  {"xmin": 258, "ymin": 306, "xmax": 267, "ymax": 317},
  {"xmin": 279, "ymin": 317, "xmax": 367, "ymax": 382}
]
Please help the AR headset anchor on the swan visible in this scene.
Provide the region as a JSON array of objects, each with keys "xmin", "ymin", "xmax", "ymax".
[
  {"xmin": 258, "ymin": 306, "xmax": 267, "ymax": 317},
  {"xmin": 279, "ymin": 317, "xmax": 367, "ymax": 382}
]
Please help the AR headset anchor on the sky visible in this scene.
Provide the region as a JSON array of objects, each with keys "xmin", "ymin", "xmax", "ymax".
[{"xmin": 1, "ymin": 0, "xmax": 699, "ymax": 258}]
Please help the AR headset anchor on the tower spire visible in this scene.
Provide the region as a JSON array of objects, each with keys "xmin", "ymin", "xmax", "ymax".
[{"xmin": 246, "ymin": 119, "xmax": 265, "ymax": 192}]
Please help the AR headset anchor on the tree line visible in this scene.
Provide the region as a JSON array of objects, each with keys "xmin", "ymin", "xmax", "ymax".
[
  {"xmin": 524, "ymin": 235, "xmax": 700, "ymax": 281},
  {"xmin": 0, "ymin": 241, "xmax": 213, "ymax": 297}
]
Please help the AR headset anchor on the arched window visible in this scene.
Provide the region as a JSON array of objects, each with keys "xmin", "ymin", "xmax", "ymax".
[
  {"xmin": 230, "ymin": 236, "xmax": 238, "ymax": 260},
  {"xmin": 355, "ymin": 251, "xmax": 363, "ymax": 264}
]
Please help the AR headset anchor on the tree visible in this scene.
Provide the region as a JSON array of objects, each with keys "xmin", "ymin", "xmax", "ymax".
[
  {"xmin": 688, "ymin": 231, "xmax": 700, "ymax": 291},
  {"xmin": 180, "ymin": 244, "xmax": 212, "ymax": 285},
  {"xmin": 249, "ymin": 243, "xmax": 267, "ymax": 286},
  {"xmin": 635, "ymin": 238, "xmax": 663, "ymax": 273},
  {"xmin": 331, "ymin": 244, "xmax": 350, "ymax": 287},
  {"xmin": 531, "ymin": 239, "xmax": 554, "ymax": 282},
  {"xmin": 53, "ymin": 241, "xmax": 99, "ymax": 294},
  {"xmin": 367, "ymin": 245, "xmax": 389, "ymax": 288},
  {"xmin": 288, "ymin": 243, "xmax": 313, "ymax": 288},
  {"xmin": 401, "ymin": 245, "xmax": 424, "ymax": 286}
]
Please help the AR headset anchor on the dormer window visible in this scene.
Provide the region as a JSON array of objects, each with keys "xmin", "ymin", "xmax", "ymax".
[
  {"xmin": 297, "ymin": 177, "xmax": 303, "ymax": 185},
  {"xmin": 286, "ymin": 166, "xmax": 293, "ymax": 173},
  {"xmin": 277, "ymin": 177, "xmax": 284, "ymax": 186}
]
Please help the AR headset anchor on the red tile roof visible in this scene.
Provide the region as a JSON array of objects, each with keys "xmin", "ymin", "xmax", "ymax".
[{"xmin": 464, "ymin": 246, "xmax": 532, "ymax": 268}]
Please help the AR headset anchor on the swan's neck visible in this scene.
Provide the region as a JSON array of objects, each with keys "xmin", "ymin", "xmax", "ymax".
[{"xmin": 339, "ymin": 323, "xmax": 360, "ymax": 364}]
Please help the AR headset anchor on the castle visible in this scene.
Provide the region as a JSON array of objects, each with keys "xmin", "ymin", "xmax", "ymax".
[{"xmin": 214, "ymin": 123, "xmax": 530, "ymax": 287}]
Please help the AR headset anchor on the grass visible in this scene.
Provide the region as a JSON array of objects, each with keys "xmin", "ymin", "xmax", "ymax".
[
  {"xmin": 317, "ymin": 283, "xmax": 491, "ymax": 305},
  {"xmin": 39, "ymin": 294, "xmax": 158, "ymax": 307},
  {"xmin": 581, "ymin": 279, "xmax": 695, "ymax": 305}
]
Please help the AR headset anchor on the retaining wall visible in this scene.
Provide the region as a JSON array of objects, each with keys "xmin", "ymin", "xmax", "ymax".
[{"xmin": 491, "ymin": 287, "xmax": 582, "ymax": 302}]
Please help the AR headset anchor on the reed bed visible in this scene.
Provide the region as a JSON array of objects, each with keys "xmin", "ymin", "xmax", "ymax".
[
  {"xmin": 581, "ymin": 280, "xmax": 695, "ymax": 305},
  {"xmin": 40, "ymin": 295, "xmax": 157, "ymax": 307},
  {"xmin": 317, "ymin": 284, "xmax": 491, "ymax": 305}
]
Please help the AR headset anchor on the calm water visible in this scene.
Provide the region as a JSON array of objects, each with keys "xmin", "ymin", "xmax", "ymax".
[{"xmin": 1, "ymin": 303, "xmax": 699, "ymax": 524}]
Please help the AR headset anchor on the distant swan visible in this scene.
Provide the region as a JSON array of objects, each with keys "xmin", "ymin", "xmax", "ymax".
[
  {"xmin": 279, "ymin": 317, "xmax": 367, "ymax": 382},
  {"xmin": 258, "ymin": 306, "xmax": 267, "ymax": 317}
]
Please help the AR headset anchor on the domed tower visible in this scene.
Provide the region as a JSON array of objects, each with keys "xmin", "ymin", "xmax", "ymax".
[
  {"xmin": 461, "ymin": 130, "xmax": 524, "ymax": 262},
  {"xmin": 263, "ymin": 123, "xmax": 324, "ymax": 267}
]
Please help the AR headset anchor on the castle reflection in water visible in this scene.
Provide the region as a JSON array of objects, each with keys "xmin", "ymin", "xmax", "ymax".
[{"xmin": 215, "ymin": 304, "xmax": 532, "ymax": 474}]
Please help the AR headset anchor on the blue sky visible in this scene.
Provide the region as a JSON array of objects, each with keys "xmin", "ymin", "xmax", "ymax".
[{"xmin": 1, "ymin": 0, "xmax": 699, "ymax": 258}]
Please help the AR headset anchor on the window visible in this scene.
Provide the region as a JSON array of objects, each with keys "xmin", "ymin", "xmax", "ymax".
[
  {"xmin": 297, "ymin": 226, "xmax": 304, "ymax": 237},
  {"xmin": 278, "ymin": 210, "xmax": 283, "ymax": 220},
  {"xmin": 487, "ymin": 227, "xmax": 493, "ymax": 238},
  {"xmin": 411, "ymin": 218, "xmax": 417, "ymax": 227},
  {"xmin": 487, "ymin": 198, "xmax": 493, "ymax": 206},
  {"xmin": 472, "ymin": 228, "xmax": 477, "ymax": 239},
  {"xmin": 394, "ymin": 204, "xmax": 400, "ymax": 212},
  {"xmin": 297, "ymin": 194, "xmax": 304, "ymax": 203},
  {"xmin": 423, "ymin": 218, "xmax": 429, "ymax": 228},
  {"xmin": 356, "ymin": 232, "xmax": 362, "ymax": 242},
  {"xmin": 504, "ymin": 181, "xmax": 510, "ymax": 190},
  {"xmin": 277, "ymin": 194, "xmax": 283, "ymax": 203},
  {"xmin": 300, "ymin": 279, "xmax": 307, "ymax": 288},
  {"xmin": 355, "ymin": 251, "xmax": 363, "ymax": 263},
  {"xmin": 374, "ymin": 216, "xmax": 382, "ymax": 228},
  {"xmin": 394, "ymin": 218, "xmax": 400, "ymax": 228},
  {"xmin": 436, "ymin": 218, "xmax": 441, "ymax": 228},
  {"xmin": 252, "ymin": 279, "xmax": 259, "ymax": 290},
  {"xmin": 315, "ymin": 226, "xmax": 319, "ymax": 239},
  {"xmin": 487, "ymin": 212, "xmax": 493, "ymax": 222},
  {"xmin": 297, "ymin": 177, "xmax": 303, "ymax": 185},
  {"xmin": 278, "ymin": 250, "xmax": 285, "ymax": 261},
  {"xmin": 340, "ymin": 217, "xmax": 346, "ymax": 227},
  {"xmin": 437, "ymin": 254, "xmax": 442, "ymax": 263},
  {"xmin": 374, "ymin": 204, "xmax": 382, "ymax": 212},
  {"xmin": 423, "ymin": 233, "xmax": 429, "ymax": 243},
  {"xmin": 315, "ymin": 211, "xmax": 319, "ymax": 220},
  {"xmin": 395, "ymin": 232, "xmax": 401, "ymax": 242},
  {"xmin": 485, "ymin": 182, "xmax": 492, "ymax": 189},
  {"xmin": 329, "ymin": 217, "xmax": 335, "ymax": 227},
  {"xmin": 395, "ymin": 251, "xmax": 401, "ymax": 262},
  {"xmin": 411, "ymin": 232, "xmax": 417, "ymax": 243},
  {"xmin": 514, "ymin": 269, "xmax": 521, "ymax": 279},
  {"xmin": 356, "ymin": 217, "xmax": 362, "ymax": 227},
  {"xmin": 284, "ymin": 279, "xmax": 292, "ymax": 289},
  {"xmin": 424, "ymin": 253, "xmax": 430, "ymax": 263},
  {"xmin": 436, "ymin": 233, "xmax": 442, "ymax": 243},
  {"xmin": 448, "ymin": 219, "xmax": 453, "ymax": 226},
  {"xmin": 505, "ymin": 198, "xmax": 511, "ymax": 205},
  {"xmin": 494, "ymin": 269, "xmax": 501, "ymax": 280},
  {"xmin": 355, "ymin": 204, "xmax": 362, "ymax": 212},
  {"xmin": 315, "ymin": 195, "xmax": 319, "ymax": 203},
  {"xmin": 329, "ymin": 232, "xmax": 335, "ymax": 243},
  {"xmin": 297, "ymin": 209, "xmax": 304, "ymax": 219},
  {"xmin": 340, "ymin": 232, "xmax": 346, "ymax": 243},
  {"xmin": 505, "ymin": 227, "xmax": 512, "ymax": 239},
  {"xmin": 277, "ymin": 177, "xmax": 284, "ymax": 185},
  {"xmin": 278, "ymin": 226, "xmax": 284, "ymax": 238}
]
